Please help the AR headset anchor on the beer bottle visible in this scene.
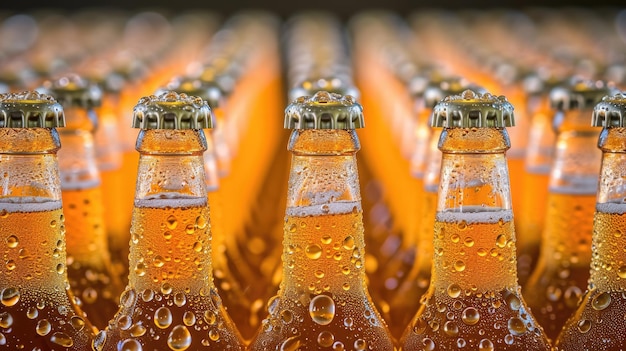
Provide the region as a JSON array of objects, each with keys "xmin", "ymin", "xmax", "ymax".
[
  {"xmin": 94, "ymin": 91, "xmax": 245, "ymax": 351},
  {"xmin": 249, "ymin": 91, "xmax": 394, "ymax": 351},
  {"xmin": 0, "ymin": 91, "xmax": 96, "ymax": 349},
  {"xmin": 45, "ymin": 74, "xmax": 125, "ymax": 329},
  {"xmin": 524, "ymin": 79, "xmax": 615, "ymax": 339},
  {"xmin": 400, "ymin": 90, "xmax": 551, "ymax": 350},
  {"xmin": 555, "ymin": 92, "xmax": 626, "ymax": 350},
  {"xmin": 390, "ymin": 78, "xmax": 484, "ymax": 338}
]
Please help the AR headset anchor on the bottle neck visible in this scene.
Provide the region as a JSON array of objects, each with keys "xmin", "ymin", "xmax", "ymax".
[
  {"xmin": 592, "ymin": 127, "xmax": 626, "ymax": 290},
  {"xmin": 283, "ymin": 129, "xmax": 366, "ymax": 293},
  {"xmin": 57, "ymin": 107, "xmax": 101, "ymax": 189},
  {"xmin": 130, "ymin": 129, "xmax": 211, "ymax": 294},
  {"xmin": 433, "ymin": 127, "xmax": 517, "ymax": 292},
  {"xmin": 549, "ymin": 109, "xmax": 602, "ymax": 193}
]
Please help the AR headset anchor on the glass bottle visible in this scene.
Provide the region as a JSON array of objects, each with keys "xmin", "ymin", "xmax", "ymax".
[
  {"xmin": 94, "ymin": 91, "xmax": 245, "ymax": 351},
  {"xmin": 390, "ymin": 79, "xmax": 484, "ymax": 338},
  {"xmin": 0, "ymin": 91, "xmax": 96, "ymax": 349},
  {"xmin": 524, "ymin": 79, "xmax": 615, "ymax": 340},
  {"xmin": 45, "ymin": 74, "xmax": 125, "ymax": 330},
  {"xmin": 555, "ymin": 92, "xmax": 626, "ymax": 350},
  {"xmin": 400, "ymin": 90, "xmax": 551, "ymax": 350},
  {"xmin": 249, "ymin": 91, "xmax": 394, "ymax": 351}
]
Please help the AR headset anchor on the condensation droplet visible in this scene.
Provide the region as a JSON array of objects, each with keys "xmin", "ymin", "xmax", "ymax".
[
  {"xmin": 167, "ymin": 325, "xmax": 192, "ymax": 350},
  {"xmin": 36, "ymin": 319, "xmax": 52, "ymax": 336},
  {"xmin": 577, "ymin": 319, "xmax": 592, "ymax": 333},
  {"xmin": 208, "ymin": 329, "xmax": 220, "ymax": 341},
  {"xmin": 1, "ymin": 287, "xmax": 20, "ymax": 306},
  {"xmin": 26, "ymin": 306, "xmax": 38, "ymax": 319},
  {"xmin": 166, "ymin": 215, "xmax": 178, "ymax": 229},
  {"xmin": 592, "ymin": 292, "xmax": 611, "ymax": 311},
  {"xmin": 0, "ymin": 312, "xmax": 13, "ymax": 328},
  {"xmin": 280, "ymin": 335, "xmax": 301, "ymax": 351},
  {"xmin": 354, "ymin": 339, "xmax": 367, "ymax": 350},
  {"xmin": 6, "ymin": 235, "xmax": 18, "ymax": 248},
  {"xmin": 332, "ymin": 341, "xmax": 345, "ymax": 351},
  {"xmin": 50, "ymin": 332, "xmax": 73, "ymax": 347},
  {"xmin": 203, "ymin": 310, "xmax": 217, "ymax": 325},
  {"xmin": 479, "ymin": 339, "xmax": 494, "ymax": 351},
  {"xmin": 70, "ymin": 315, "xmax": 86, "ymax": 331},
  {"xmin": 317, "ymin": 331, "xmax": 334, "ymax": 347},
  {"xmin": 154, "ymin": 307, "xmax": 173, "ymax": 329},
  {"xmin": 174, "ymin": 293, "xmax": 187, "ymax": 307},
  {"xmin": 306, "ymin": 244, "xmax": 323, "ymax": 260},
  {"xmin": 454, "ymin": 260, "xmax": 466, "ymax": 272},
  {"xmin": 281, "ymin": 310, "xmax": 293, "ymax": 324},
  {"xmin": 119, "ymin": 338, "xmax": 142, "ymax": 351},
  {"xmin": 343, "ymin": 236, "xmax": 355, "ymax": 250},
  {"xmin": 461, "ymin": 307, "xmax": 480, "ymax": 325},
  {"xmin": 507, "ymin": 317, "xmax": 526, "ymax": 335},
  {"xmin": 443, "ymin": 321, "xmax": 458, "ymax": 337},
  {"xmin": 183, "ymin": 311, "xmax": 196, "ymax": 326},
  {"xmin": 309, "ymin": 295, "xmax": 335, "ymax": 325},
  {"xmin": 423, "ymin": 338, "xmax": 435, "ymax": 351},
  {"xmin": 496, "ymin": 234, "xmax": 507, "ymax": 248}
]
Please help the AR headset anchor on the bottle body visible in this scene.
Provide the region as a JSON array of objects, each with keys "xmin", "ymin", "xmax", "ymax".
[
  {"xmin": 96, "ymin": 129, "xmax": 244, "ymax": 351},
  {"xmin": 0, "ymin": 128, "xmax": 95, "ymax": 350},
  {"xmin": 249, "ymin": 129, "xmax": 394, "ymax": 351},
  {"xmin": 400, "ymin": 128, "xmax": 550, "ymax": 350},
  {"xmin": 524, "ymin": 108, "xmax": 601, "ymax": 339},
  {"xmin": 556, "ymin": 127, "xmax": 626, "ymax": 350}
]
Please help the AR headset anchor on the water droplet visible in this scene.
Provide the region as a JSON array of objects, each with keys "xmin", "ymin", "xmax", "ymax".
[
  {"xmin": 306, "ymin": 244, "xmax": 322, "ymax": 260},
  {"xmin": 183, "ymin": 311, "xmax": 196, "ymax": 326},
  {"xmin": 508, "ymin": 317, "xmax": 526, "ymax": 335},
  {"xmin": 195, "ymin": 215, "xmax": 207, "ymax": 229},
  {"xmin": 443, "ymin": 321, "xmax": 458, "ymax": 337},
  {"xmin": 309, "ymin": 295, "xmax": 335, "ymax": 325},
  {"xmin": 577, "ymin": 319, "xmax": 592, "ymax": 333},
  {"xmin": 413, "ymin": 318, "xmax": 427, "ymax": 334},
  {"xmin": 504, "ymin": 334, "xmax": 515, "ymax": 345},
  {"xmin": 464, "ymin": 237, "xmax": 474, "ymax": 247},
  {"xmin": 141, "ymin": 289, "xmax": 154, "ymax": 302},
  {"xmin": 174, "ymin": 293, "xmax": 187, "ymax": 307},
  {"xmin": 93, "ymin": 331, "xmax": 106, "ymax": 351},
  {"xmin": 496, "ymin": 234, "xmax": 507, "ymax": 248},
  {"xmin": 50, "ymin": 332, "xmax": 73, "ymax": 347},
  {"xmin": 166, "ymin": 215, "xmax": 178, "ymax": 229},
  {"xmin": 505, "ymin": 293, "xmax": 521, "ymax": 311},
  {"xmin": 71, "ymin": 315, "xmax": 86, "ymax": 331},
  {"xmin": 447, "ymin": 284, "xmax": 461, "ymax": 298},
  {"xmin": 130, "ymin": 323, "xmax": 147, "ymax": 337},
  {"xmin": 592, "ymin": 292, "xmax": 612, "ymax": 311},
  {"xmin": 167, "ymin": 325, "xmax": 192, "ymax": 350},
  {"xmin": 119, "ymin": 339, "xmax": 142, "ymax": 351},
  {"xmin": 26, "ymin": 306, "xmax": 38, "ymax": 319},
  {"xmin": 321, "ymin": 235, "xmax": 332, "ymax": 244},
  {"xmin": 134, "ymin": 262, "xmax": 146, "ymax": 276},
  {"xmin": 0, "ymin": 312, "xmax": 12, "ymax": 328},
  {"xmin": 154, "ymin": 255, "xmax": 165, "ymax": 267},
  {"xmin": 193, "ymin": 242, "xmax": 203, "ymax": 252},
  {"xmin": 0, "ymin": 333, "xmax": 5, "ymax": 346},
  {"xmin": 1, "ymin": 287, "xmax": 20, "ymax": 306},
  {"xmin": 479, "ymin": 339, "xmax": 494, "ymax": 351},
  {"xmin": 209, "ymin": 329, "xmax": 220, "ymax": 341},
  {"xmin": 161, "ymin": 283, "xmax": 173, "ymax": 295},
  {"xmin": 164, "ymin": 231, "xmax": 172, "ymax": 240},
  {"xmin": 454, "ymin": 260, "xmax": 466, "ymax": 272},
  {"xmin": 457, "ymin": 338, "xmax": 466, "ymax": 348},
  {"xmin": 280, "ymin": 335, "xmax": 301, "ymax": 351},
  {"xmin": 354, "ymin": 339, "xmax": 367, "ymax": 350},
  {"xmin": 281, "ymin": 310, "xmax": 293, "ymax": 324},
  {"xmin": 618, "ymin": 265, "xmax": 626, "ymax": 279},
  {"xmin": 317, "ymin": 331, "xmax": 334, "ymax": 347},
  {"xmin": 5, "ymin": 260, "xmax": 15, "ymax": 271},
  {"xmin": 423, "ymin": 338, "xmax": 435, "ymax": 350},
  {"xmin": 6, "ymin": 235, "xmax": 18, "ymax": 248},
  {"xmin": 185, "ymin": 224, "xmax": 195, "ymax": 235},
  {"xmin": 457, "ymin": 221, "xmax": 468, "ymax": 230},
  {"xmin": 343, "ymin": 236, "xmax": 355, "ymax": 250},
  {"xmin": 203, "ymin": 310, "xmax": 217, "ymax": 325},
  {"xmin": 315, "ymin": 270, "xmax": 325, "ymax": 279},
  {"xmin": 154, "ymin": 307, "xmax": 173, "ymax": 329},
  {"xmin": 332, "ymin": 341, "xmax": 345, "ymax": 351},
  {"xmin": 461, "ymin": 307, "xmax": 480, "ymax": 325}
]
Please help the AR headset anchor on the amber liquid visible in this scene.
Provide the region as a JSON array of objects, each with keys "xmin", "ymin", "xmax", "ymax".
[
  {"xmin": 250, "ymin": 203, "xmax": 394, "ymax": 351},
  {"xmin": 96, "ymin": 196, "xmax": 244, "ymax": 351},
  {"xmin": 524, "ymin": 191, "xmax": 596, "ymax": 340},
  {"xmin": 401, "ymin": 209, "xmax": 550, "ymax": 350},
  {"xmin": 517, "ymin": 170, "xmax": 550, "ymax": 285},
  {"xmin": 0, "ymin": 200, "xmax": 94, "ymax": 350},
  {"xmin": 62, "ymin": 186, "xmax": 123, "ymax": 329},
  {"xmin": 390, "ymin": 187, "xmax": 437, "ymax": 338},
  {"xmin": 556, "ymin": 205, "xmax": 626, "ymax": 350}
]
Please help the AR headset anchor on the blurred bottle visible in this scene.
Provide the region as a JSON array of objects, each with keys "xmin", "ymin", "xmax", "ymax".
[
  {"xmin": 389, "ymin": 80, "xmax": 484, "ymax": 338},
  {"xmin": 46, "ymin": 74, "xmax": 124, "ymax": 329},
  {"xmin": 400, "ymin": 90, "xmax": 551, "ymax": 350},
  {"xmin": 0, "ymin": 91, "xmax": 96, "ymax": 349},
  {"xmin": 249, "ymin": 92, "xmax": 394, "ymax": 350},
  {"xmin": 524, "ymin": 79, "xmax": 615, "ymax": 339},
  {"xmin": 555, "ymin": 92, "xmax": 626, "ymax": 349},
  {"xmin": 517, "ymin": 71, "xmax": 563, "ymax": 285},
  {"xmin": 94, "ymin": 91, "xmax": 244, "ymax": 350}
]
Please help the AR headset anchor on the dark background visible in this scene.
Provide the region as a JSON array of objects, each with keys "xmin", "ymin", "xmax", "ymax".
[{"xmin": 1, "ymin": 0, "xmax": 624, "ymax": 19}]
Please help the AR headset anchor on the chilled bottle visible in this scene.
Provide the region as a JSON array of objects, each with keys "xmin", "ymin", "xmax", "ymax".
[
  {"xmin": 524, "ymin": 79, "xmax": 615, "ymax": 339},
  {"xmin": 0, "ymin": 91, "xmax": 96, "ymax": 350},
  {"xmin": 94, "ymin": 91, "xmax": 244, "ymax": 350},
  {"xmin": 400, "ymin": 90, "xmax": 551, "ymax": 350},
  {"xmin": 249, "ymin": 91, "xmax": 394, "ymax": 351},
  {"xmin": 45, "ymin": 74, "xmax": 125, "ymax": 329},
  {"xmin": 555, "ymin": 92, "xmax": 626, "ymax": 350}
]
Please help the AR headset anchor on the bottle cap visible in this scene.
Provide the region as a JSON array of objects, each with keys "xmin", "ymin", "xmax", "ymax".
[
  {"xmin": 550, "ymin": 79, "xmax": 616, "ymax": 111},
  {"xmin": 44, "ymin": 74, "xmax": 102, "ymax": 109},
  {"xmin": 431, "ymin": 89, "xmax": 515, "ymax": 128},
  {"xmin": 133, "ymin": 91, "xmax": 213, "ymax": 129},
  {"xmin": 423, "ymin": 77, "xmax": 485, "ymax": 109},
  {"xmin": 285, "ymin": 91, "xmax": 363, "ymax": 129},
  {"xmin": 289, "ymin": 76, "xmax": 360, "ymax": 102},
  {"xmin": 164, "ymin": 76, "xmax": 224, "ymax": 110},
  {"xmin": 0, "ymin": 91, "xmax": 65, "ymax": 128},
  {"xmin": 592, "ymin": 92, "xmax": 626, "ymax": 127}
]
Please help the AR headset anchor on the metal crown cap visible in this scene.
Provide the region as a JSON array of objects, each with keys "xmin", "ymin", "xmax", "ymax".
[
  {"xmin": 592, "ymin": 92, "xmax": 626, "ymax": 127},
  {"xmin": 285, "ymin": 91, "xmax": 363, "ymax": 129},
  {"xmin": 0, "ymin": 91, "xmax": 65, "ymax": 128},
  {"xmin": 431, "ymin": 89, "xmax": 515, "ymax": 128},
  {"xmin": 45, "ymin": 74, "xmax": 103, "ymax": 109},
  {"xmin": 133, "ymin": 91, "xmax": 213, "ymax": 130},
  {"xmin": 424, "ymin": 77, "xmax": 485, "ymax": 109},
  {"xmin": 288, "ymin": 77, "xmax": 360, "ymax": 102},
  {"xmin": 550, "ymin": 79, "xmax": 616, "ymax": 111},
  {"xmin": 165, "ymin": 76, "xmax": 224, "ymax": 110}
]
